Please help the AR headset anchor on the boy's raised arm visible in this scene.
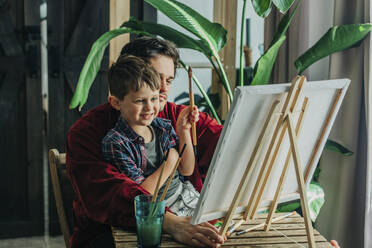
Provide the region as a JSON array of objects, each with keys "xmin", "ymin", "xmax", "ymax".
[{"xmin": 175, "ymin": 105, "xmax": 199, "ymax": 176}]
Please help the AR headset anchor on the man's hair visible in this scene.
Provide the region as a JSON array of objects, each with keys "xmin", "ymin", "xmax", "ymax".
[
  {"xmin": 120, "ymin": 36, "xmax": 179, "ymax": 75},
  {"xmin": 108, "ymin": 55, "xmax": 161, "ymax": 100}
]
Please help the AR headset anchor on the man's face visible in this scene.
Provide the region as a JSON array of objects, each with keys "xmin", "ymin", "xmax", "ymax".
[{"xmin": 149, "ymin": 55, "xmax": 175, "ymax": 111}]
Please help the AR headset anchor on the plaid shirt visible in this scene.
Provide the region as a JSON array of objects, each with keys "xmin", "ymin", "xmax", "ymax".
[{"xmin": 102, "ymin": 116, "xmax": 178, "ymax": 184}]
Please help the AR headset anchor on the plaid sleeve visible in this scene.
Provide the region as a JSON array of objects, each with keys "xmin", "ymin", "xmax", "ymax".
[
  {"xmin": 167, "ymin": 126, "xmax": 178, "ymax": 150},
  {"xmin": 102, "ymin": 137, "xmax": 145, "ymax": 184}
]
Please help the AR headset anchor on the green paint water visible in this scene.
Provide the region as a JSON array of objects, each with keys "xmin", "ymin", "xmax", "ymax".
[
  {"xmin": 136, "ymin": 216, "xmax": 163, "ymax": 248},
  {"xmin": 135, "ymin": 195, "xmax": 165, "ymax": 248}
]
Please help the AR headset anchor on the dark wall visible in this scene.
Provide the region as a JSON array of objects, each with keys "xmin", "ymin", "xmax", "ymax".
[{"xmin": 0, "ymin": 0, "xmax": 156, "ymax": 238}]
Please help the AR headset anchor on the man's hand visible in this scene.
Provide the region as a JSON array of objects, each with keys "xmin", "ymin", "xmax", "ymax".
[{"xmin": 163, "ymin": 213, "xmax": 224, "ymax": 247}]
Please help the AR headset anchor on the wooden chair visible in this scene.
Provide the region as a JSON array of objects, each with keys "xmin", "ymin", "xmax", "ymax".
[{"xmin": 49, "ymin": 149, "xmax": 74, "ymax": 247}]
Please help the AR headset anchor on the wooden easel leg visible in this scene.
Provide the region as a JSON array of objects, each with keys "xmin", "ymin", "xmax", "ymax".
[
  {"xmin": 286, "ymin": 114, "xmax": 316, "ymax": 248},
  {"xmin": 265, "ymin": 98, "xmax": 309, "ymax": 231},
  {"xmin": 245, "ymin": 76, "xmax": 307, "ymax": 220},
  {"xmin": 304, "ymin": 89, "xmax": 343, "ymax": 181},
  {"xmin": 219, "ymin": 100, "xmax": 280, "ymax": 237},
  {"xmin": 244, "ymin": 76, "xmax": 303, "ymax": 220}
]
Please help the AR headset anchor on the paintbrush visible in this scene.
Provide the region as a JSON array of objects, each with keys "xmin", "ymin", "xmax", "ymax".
[
  {"xmin": 149, "ymin": 147, "xmax": 185, "ymax": 217},
  {"xmin": 188, "ymin": 67, "xmax": 197, "ymax": 156},
  {"xmin": 159, "ymin": 144, "xmax": 187, "ymax": 201},
  {"xmin": 152, "ymin": 149, "xmax": 170, "ymax": 203},
  {"xmin": 235, "ymin": 211, "xmax": 296, "ymax": 236}
]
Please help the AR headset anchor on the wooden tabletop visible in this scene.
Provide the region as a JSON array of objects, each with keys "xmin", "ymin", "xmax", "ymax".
[{"xmin": 112, "ymin": 212, "xmax": 332, "ymax": 247}]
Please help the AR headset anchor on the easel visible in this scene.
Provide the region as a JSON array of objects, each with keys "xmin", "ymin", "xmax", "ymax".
[{"xmin": 220, "ymin": 76, "xmax": 316, "ymax": 248}]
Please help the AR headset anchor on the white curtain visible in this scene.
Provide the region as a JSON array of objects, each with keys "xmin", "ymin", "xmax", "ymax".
[
  {"xmin": 316, "ymin": 1, "xmax": 371, "ymax": 248},
  {"xmin": 264, "ymin": 0, "xmax": 371, "ymax": 247},
  {"xmin": 365, "ymin": 2, "xmax": 372, "ymax": 248}
]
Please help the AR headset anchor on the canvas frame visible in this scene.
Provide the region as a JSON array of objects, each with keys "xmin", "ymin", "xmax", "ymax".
[{"xmin": 191, "ymin": 78, "xmax": 350, "ymax": 225}]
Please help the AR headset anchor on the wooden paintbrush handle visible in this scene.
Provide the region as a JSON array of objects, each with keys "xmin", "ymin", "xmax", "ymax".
[
  {"xmin": 152, "ymin": 160, "xmax": 166, "ymax": 202},
  {"xmin": 188, "ymin": 66, "xmax": 197, "ymax": 146},
  {"xmin": 159, "ymin": 145, "xmax": 187, "ymax": 201}
]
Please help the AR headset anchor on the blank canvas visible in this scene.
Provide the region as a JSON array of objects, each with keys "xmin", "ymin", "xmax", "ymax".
[{"xmin": 191, "ymin": 79, "xmax": 350, "ymax": 224}]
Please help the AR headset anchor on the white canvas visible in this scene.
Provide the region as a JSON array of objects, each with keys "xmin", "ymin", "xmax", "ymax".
[{"xmin": 191, "ymin": 79, "xmax": 350, "ymax": 224}]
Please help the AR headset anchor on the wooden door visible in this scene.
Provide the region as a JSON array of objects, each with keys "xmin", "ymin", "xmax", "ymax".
[
  {"xmin": 0, "ymin": 0, "xmax": 155, "ymax": 238},
  {"xmin": 0, "ymin": 0, "xmax": 110, "ymax": 237},
  {"xmin": 48, "ymin": 0, "xmax": 110, "ymax": 235},
  {"xmin": 0, "ymin": 0, "xmax": 45, "ymax": 237}
]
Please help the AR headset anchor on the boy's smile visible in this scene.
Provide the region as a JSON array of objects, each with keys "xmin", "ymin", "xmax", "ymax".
[{"xmin": 116, "ymin": 84, "xmax": 160, "ymax": 133}]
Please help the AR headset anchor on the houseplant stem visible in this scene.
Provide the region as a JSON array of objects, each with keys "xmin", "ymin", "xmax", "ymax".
[{"xmin": 240, "ymin": 0, "xmax": 248, "ymax": 86}]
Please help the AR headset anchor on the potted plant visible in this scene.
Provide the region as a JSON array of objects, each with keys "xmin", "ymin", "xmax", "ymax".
[{"xmin": 69, "ymin": 0, "xmax": 370, "ymax": 220}]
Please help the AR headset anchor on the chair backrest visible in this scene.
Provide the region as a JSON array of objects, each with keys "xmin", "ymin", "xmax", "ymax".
[{"xmin": 49, "ymin": 149, "xmax": 74, "ymax": 248}]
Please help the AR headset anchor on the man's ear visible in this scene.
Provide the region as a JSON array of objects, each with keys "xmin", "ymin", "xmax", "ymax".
[{"xmin": 108, "ymin": 95, "xmax": 121, "ymax": 111}]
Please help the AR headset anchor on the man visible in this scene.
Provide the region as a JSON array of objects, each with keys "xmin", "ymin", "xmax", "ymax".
[{"xmin": 66, "ymin": 37, "xmax": 224, "ymax": 248}]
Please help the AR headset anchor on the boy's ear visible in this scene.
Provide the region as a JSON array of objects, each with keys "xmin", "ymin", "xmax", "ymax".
[{"xmin": 108, "ymin": 95, "xmax": 121, "ymax": 111}]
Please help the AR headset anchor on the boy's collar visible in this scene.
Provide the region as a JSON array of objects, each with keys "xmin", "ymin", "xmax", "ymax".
[
  {"xmin": 115, "ymin": 116, "xmax": 172, "ymax": 142},
  {"xmin": 116, "ymin": 116, "xmax": 143, "ymax": 142}
]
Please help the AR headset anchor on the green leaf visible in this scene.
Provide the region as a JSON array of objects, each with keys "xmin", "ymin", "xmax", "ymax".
[
  {"xmin": 69, "ymin": 28, "xmax": 150, "ymax": 110},
  {"xmin": 145, "ymin": 0, "xmax": 233, "ymax": 102},
  {"xmin": 250, "ymin": 35, "xmax": 286, "ymax": 85},
  {"xmin": 307, "ymin": 182, "xmax": 325, "ymax": 222},
  {"xmin": 251, "ymin": 0, "xmax": 272, "ymax": 17},
  {"xmin": 272, "ymin": 0, "xmax": 296, "ymax": 13},
  {"xmin": 270, "ymin": 0, "xmax": 301, "ymax": 46},
  {"xmin": 250, "ymin": 0, "xmax": 299, "ymax": 86},
  {"xmin": 325, "ymin": 139, "xmax": 353, "ymax": 156},
  {"xmin": 295, "ymin": 23, "xmax": 372, "ymax": 74},
  {"xmin": 144, "ymin": 0, "xmax": 227, "ymax": 52},
  {"xmin": 312, "ymin": 165, "xmax": 321, "ymax": 182},
  {"xmin": 277, "ymin": 201, "xmax": 300, "ymax": 212},
  {"xmin": 122, "ymin": 17, "xmax": 210, "ymax": 56}
]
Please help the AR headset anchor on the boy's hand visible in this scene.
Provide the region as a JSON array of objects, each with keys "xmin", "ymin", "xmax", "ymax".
[{"xmin": 176, "ymin": 106, "xmax": 199, "ymax": 132}]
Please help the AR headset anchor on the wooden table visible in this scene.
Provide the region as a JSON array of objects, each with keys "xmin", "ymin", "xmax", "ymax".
[{"xmin": 112, "ymin": 213, "xmax": 332, "ymax": 247}]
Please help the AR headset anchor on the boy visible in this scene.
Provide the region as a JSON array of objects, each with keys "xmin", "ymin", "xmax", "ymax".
[{"xmin": 102, "ymin": 55, "xmax": 199, "ymax": 216}]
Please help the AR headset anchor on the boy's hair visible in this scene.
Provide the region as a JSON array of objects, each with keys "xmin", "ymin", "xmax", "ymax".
[
  {"xmin": 108, "ymin": 55, "xmax": 161, "ymax": 100},
  {"xmin": 120, "ymin": 36, "xmax": 179, "ymax": 76}
]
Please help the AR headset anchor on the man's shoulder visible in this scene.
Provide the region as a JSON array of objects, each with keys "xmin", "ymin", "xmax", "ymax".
[
  {"xmin": 160, "ymin": 102, "xmax": 186, "ymax": 118},
  {"xmin": 166, "ymin": 101, "xmax": 186, "ymax": 111},
  {"xmin": 69, "ymin": 103, "xmax": 119, "ymax": 134}
]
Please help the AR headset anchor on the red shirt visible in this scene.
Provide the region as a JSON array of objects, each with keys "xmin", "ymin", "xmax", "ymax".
[{"xmin": 66, "ymin": 102, "xmax": 222, "ymax": 248}]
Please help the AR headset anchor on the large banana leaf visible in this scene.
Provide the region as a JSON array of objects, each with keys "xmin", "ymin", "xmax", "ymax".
[
  {"xmin": 250, "ymin": 36, "xmax": 286, "ymax": 85},
  {"xmin": 325, "ymin": 139, "xmax": 353, "ymax": 156},
  {"xmin": 272, "ymin": 0, "xmax": 296, "ymax": 13},
  {"xmin": 250, "ymin": 1, "xmax": 299, "ymax": 85},
  {"xmin": 276, "ymin": 182, "xmax": 324, "ymax": 222},
  {"xmin": 144, "ymin": 0, "xmax": 226, "ymax": 52},
  {"xmin": 307, "ymin": 182, "xmax": 325, "ymax": 222},
  {"xmin": 122, "ymin": 18, "xmax": 210, "ymax": 56},
  {"xmin": 270, "ymin": 0, "xmax": 301, "ymax": 47},
  {"xmin": 144, "ymin": 0, "xmax": 233, "ymax": 101},
  {"xmin": 69, "ymin": 28, "xmax": 150, "ymax": 110},
  {"xmin": 251, "ymin": 0, "xmax": 272, "ymax": 18},
  {"xmin": 295, "ymin": 23, "xmax": 372, "ymax": 74}
]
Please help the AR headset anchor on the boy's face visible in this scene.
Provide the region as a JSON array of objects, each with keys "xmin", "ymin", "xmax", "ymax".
[
  {"xmin": 149, "ymin": 55, "xmax": 174, "ymax": 111},
  {"xmin": 114, "ymin": 84, "xmax": 160, "ymax": 129}
]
